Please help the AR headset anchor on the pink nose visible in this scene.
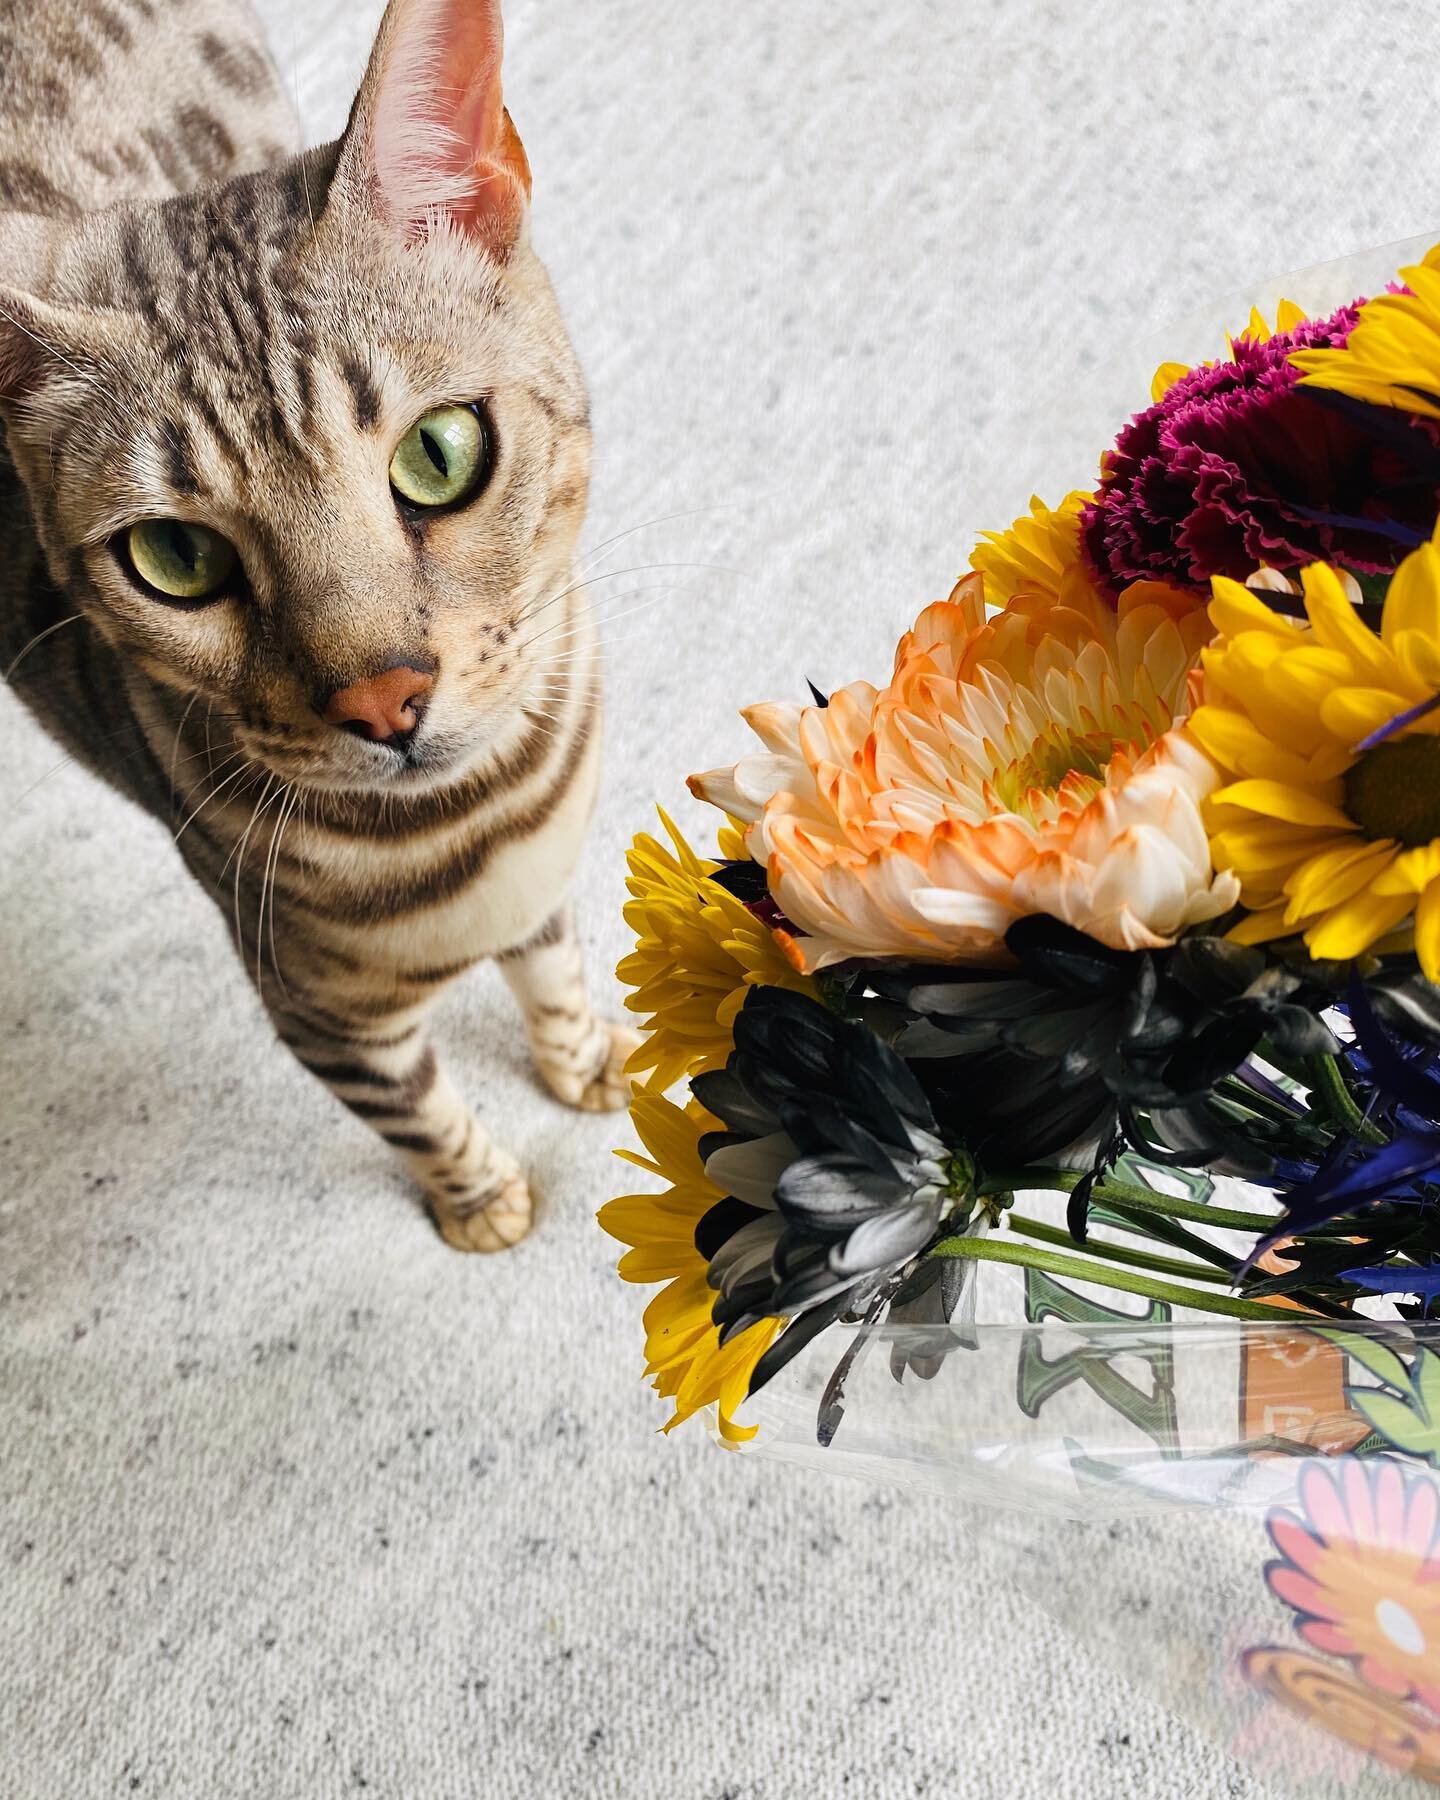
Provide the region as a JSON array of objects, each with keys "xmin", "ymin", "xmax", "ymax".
[{"xmin": 323, "ymin": 666, "xmax": 434, "ymax": 742}]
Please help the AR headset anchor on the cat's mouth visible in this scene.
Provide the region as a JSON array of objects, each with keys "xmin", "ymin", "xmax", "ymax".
[{"xmin": 236, "ymin": 723, "xmax": 491, "ymax": 798}]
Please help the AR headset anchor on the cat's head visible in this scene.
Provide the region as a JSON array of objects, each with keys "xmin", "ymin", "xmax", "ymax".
[{"xmin": 0, "ymin": 0, "xmax": 589, "ymax": 794}]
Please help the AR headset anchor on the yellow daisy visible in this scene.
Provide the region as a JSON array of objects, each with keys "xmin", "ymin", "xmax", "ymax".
[
  {"xmin": 1151, "ymin": 299, "xmax": 1307, "ymax": 401},
  {"xmin": 598, "ymin": 1090, "xmax": 782, "ymax": 1441},
  {"xmin": 969, "ymin": 491, "xmax": 1095, "ymax": 608},
  {"xmin": 1291, "ymin": 244, "xmax": 1440, "ymax": 420},
  {"xmin": 618, "ymin": 809, "xmax": 815, "ymax": 1092},
  {"xmin": 1190, "ymin": 528, "xmax": 1440, "ymax": 975}
]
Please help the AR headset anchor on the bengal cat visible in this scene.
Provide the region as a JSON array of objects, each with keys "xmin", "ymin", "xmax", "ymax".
[{"xmin": 0, "ymin": 0, "xmax": 636, "ymax": 1251}]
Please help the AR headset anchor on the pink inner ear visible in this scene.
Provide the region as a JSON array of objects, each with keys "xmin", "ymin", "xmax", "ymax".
[{"xmin": 368, "ymin": 0, "xmax": 525, "ymax": 244}]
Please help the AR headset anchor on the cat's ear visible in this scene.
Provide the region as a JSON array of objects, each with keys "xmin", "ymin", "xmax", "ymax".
[
  {"xmin": 0, "ymin": 215, "xmax": 118, "ymax": 403},
  {"xmin": 332, "ymin": 0, "xmax": 531, "ymax": 257}
]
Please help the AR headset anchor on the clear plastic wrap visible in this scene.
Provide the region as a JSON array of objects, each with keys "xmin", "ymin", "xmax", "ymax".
[{"xmin": 718, "ymin": 1203, "xmax": 1440, "ymax": 1793}]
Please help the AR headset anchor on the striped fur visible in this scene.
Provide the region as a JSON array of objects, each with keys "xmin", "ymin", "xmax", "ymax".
[{"xmin": 0, "ymin": 0, "xmax": 634, "ymax": 1251}]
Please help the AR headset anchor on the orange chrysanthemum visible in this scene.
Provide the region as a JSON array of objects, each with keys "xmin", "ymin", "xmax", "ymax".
[{"xmin": 689, "ymin": 571, "xmax": 1238, "ymax": 972}]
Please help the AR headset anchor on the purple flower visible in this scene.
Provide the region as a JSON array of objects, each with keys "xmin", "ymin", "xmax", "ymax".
[{"xmin": 1081, "ymin": 303, "xmax": 1440, "ymax": 596}]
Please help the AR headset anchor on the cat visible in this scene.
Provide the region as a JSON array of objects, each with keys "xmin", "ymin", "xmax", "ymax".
[{"xmin": 0, "ymin": 0, "xmax": 637, "ymax": 1252}]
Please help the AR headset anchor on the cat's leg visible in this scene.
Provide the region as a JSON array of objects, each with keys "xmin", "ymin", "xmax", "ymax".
[
  {"xmin": 270, "ymin": 996, "xmax": 532, "ymax": 1253},
  {"xmin": 497, "ymin": 904, "xmax": 638, "ymax": 1113}
]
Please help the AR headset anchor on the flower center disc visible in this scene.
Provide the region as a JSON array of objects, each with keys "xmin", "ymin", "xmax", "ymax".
[
  {"xmin": 997, "ymin": 726, "xmax": 1118, "ymax": 818},
  {"xmin": 1343, "ymin": 735, "xmax": 1440, "ymax": 847},
  {"xmin": 1375, "ymin": 1596, "xmax": 1427, "ymax": 1658}
]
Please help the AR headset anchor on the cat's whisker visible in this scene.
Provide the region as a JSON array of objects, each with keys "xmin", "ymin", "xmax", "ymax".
[
  {"xmin": 519, "ymin": 587, "xmax": 685, "ymax": 663},
  {"xmin": 3, "ymin": 718, "xmax": 160, "ymax": 819},
  {"xmin": 259, "ymin": 782, "xmax": 300, "ymax": 998},
  {"xmin": 570, "ymin": 502, "xmax": 738, "ymax": 582},
  {"xmin": 514, "ymin": 561, "xmax": 723, "ymax": 631},
  {"xmin": 4, "ymin": 613, "xmax": 84, "ymax": 681},
  {"xmin": 216, "ymin": 770, "xmax": 275, "ymax": 889},
  {"xmin": 513, "ymin": 561, "xmax": 641, "ymax": 624},
  {"xmin": 168, "ymin": 692, "xmax": 202, "ymax": 802},
  {"xmin": 529, "ymin": 651, "xmax": 604, "ymax": 676},
  {"xmin": 518, "ymin": 587, "xmax": 679, "ymax": 653},
  {"xmin": 229, "ymin": 774, "xmax": 293, "ymax": 972},
  {"xmin": 169, "ymin": 753, "xmax": 255, "ymax": 851},
  {"xmin": 6, "ymin": 750, "xmax": 80, "ymax": 817},
  {"xmin": 536, "ymin": 627, "xmax": 658, "ymax": 666},
  {"xmin": 227, "ymin": 774, "xmax": 282, "ymax": 959},
  {"xmin": 513, "ymin": 559, "xmax": 686, "ymax": 627}
]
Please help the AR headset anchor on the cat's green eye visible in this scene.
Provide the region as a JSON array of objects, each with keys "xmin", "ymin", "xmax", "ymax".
[
  {"xmin": 389, "ymin": 404, "xmax": 487, "ymax": 510},
  {"xmin": 126, "ymin": 519, "xmax": 239, "ymax": 602}
]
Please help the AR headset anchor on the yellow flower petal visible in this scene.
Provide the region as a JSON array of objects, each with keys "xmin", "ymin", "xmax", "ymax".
[
  {"xmin": 1210, "ymin": 823, "xmax": 1340, "ymax": 878},
  {"xmin": 1318, "ymin": 687, "xmax": 1419, "ymax": 748},
  {"xmin": 1208, "ymin": 577, "xmax": 1301, "ymax": 642},
  {"xmin": 1305, "ymin": 883, "xmax": 1413, "ymax": 961},
  {"xmin": 1302, "ymin": 563, "xmax": 1414, "ymax": 692},
  {"xmin": 1201, "ymin": 533, "xmax": 1440, "ymax": 960},
  {"xmin": 1295, "ymin": 263, "xmax": 1440, "ymax": 420},
  {"xmin": 1372, "ymin": 841, "xmax": 1440, "ymax": 895},
  {"xmin": 1389, "ymin": 628, "xmax": 1440, "ymax": 692},
  {"xmin": 1187, "ymin": 705, "xmax": 1315, "ymax": 783},
  {"xmin": 1210, "ymin": 778, "xmax": 1353, "ymax": 831},
  {"xmin": 969, "ymin": 491, "xmax": 1095, "ymax": 609},
  {"xmin": 617, "ymin": 808, "xmax": 817, "ymax": 1092},
  {"xmin": 1151, "ymin": 359, "xmax": 1189, "ymax": 402},
  {"xmin": 1416, "ymin": 881, "xmax": 1440, "ymax": 981},
  {"xmin": 603, "ymin": 1083, "xmax": 784, "ymax": 1438},
  {"xmin": 1382, "ymin": 539, "xmax": 1440, "ymax": 642},
  {"xmin": 1228, "ymin": 903, "xmax": 1298, "ymax": 945},
  {"xmin": 1282, "ymin": 839, "xmax": 1400, "ymax": 922}
]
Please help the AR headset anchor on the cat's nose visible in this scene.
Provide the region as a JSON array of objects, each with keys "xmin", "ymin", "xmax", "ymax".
[{"xmin": 323, "ymin": 665, "xmax": 434, "ymax": 745}]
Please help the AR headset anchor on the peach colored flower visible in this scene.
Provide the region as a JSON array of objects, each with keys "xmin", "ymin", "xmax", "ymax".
[
  {"xmin": 689, "ymin": 572, "xmax": 1239, "ymax": 972},
  {"xmin": 1266, "ymin": 1460, "xmax": 1440, "ymax": 1717}
]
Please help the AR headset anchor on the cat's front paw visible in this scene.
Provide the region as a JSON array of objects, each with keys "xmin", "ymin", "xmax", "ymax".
[
  {"xmin": 536, "ymin": 1020, "xmax": 640, "ymax": 1114},
  {"xmin": 431, "ymin": 1163, "xmax": 534, "ymax": 1254}
]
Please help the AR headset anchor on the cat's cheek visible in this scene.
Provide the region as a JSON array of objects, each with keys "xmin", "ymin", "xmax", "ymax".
[{"xmin": 86, "ymin": 582, "xmax": 250, "ymax": 701}]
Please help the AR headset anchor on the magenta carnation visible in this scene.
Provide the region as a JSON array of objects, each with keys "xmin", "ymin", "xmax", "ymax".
[{"xmin": 1081, "ymin": 303, "xmax": 1440, "ymax": 595}]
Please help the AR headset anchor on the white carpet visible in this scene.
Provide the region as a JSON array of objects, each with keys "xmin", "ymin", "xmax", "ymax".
[{"xmin": 6, "ymin": 3, "xmax": 1439, "ymax": 1794}]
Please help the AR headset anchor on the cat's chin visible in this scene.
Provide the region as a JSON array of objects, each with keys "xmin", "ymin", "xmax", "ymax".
[
  {"xmin": 254, "ymin": 733, "xmax": 492, "ymax": 800},
  {"xmin": 242, "ymin": 701, "xmax": 536, "ymax": 798}
]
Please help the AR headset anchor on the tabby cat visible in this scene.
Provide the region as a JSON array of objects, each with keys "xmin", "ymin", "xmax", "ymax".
[{"xmin": 0, "ymin": 0, "xmax": 636, "ymax": 1251}]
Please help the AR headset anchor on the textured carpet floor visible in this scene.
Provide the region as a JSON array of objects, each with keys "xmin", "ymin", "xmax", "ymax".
[{"xmin": 6, "ymin": 3, "xmax": 1440, "ymax": 1795}]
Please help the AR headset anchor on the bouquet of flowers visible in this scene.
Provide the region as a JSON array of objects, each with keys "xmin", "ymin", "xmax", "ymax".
[{"xmin": 600, "ymin": 239, "xmax": 1440, "ymax": 1466}]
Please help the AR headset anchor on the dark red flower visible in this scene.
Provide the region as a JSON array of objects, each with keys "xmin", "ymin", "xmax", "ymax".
[{"xmin": 1081, "ymin": 304, "xmax": 1440, "ymax": 596}]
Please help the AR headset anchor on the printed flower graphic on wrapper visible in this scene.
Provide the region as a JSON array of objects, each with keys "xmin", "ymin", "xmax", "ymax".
[
  {"xmin": 688, "ymin": 570, "xmax": 1239, "ymax": 972},
  {"xmin": 1190, "ymin": 524, "xmax": 1440, "ymax": 976},
  {"xmin": 1243, "ymin": 1647, "xmax": 1440, "ymax": 1784},
  {"xmin": 1265, "ymin": 1460, "xmax": 1440, "ymax": 1717}
]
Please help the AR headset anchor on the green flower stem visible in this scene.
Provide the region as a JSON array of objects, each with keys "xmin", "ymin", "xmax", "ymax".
[
  {"xmin": 930, "ymin": 1232, "xmax": 1320, "ymax": 1321},
  {"xmin": 978, "ymin": 1169, "xmax": 1281, "ymax": 1234},
  {"xmin": 1006, "ymin": 1213, "xmax": 1231, "ymax": 1285},
  {"xmin": 1306, "ymin": 1053, "xmax": 1389, "ymax": 1146},
  {"xmin": 1211, "ymin": 1076, "xmax": 1304, "ymax": 1129}
]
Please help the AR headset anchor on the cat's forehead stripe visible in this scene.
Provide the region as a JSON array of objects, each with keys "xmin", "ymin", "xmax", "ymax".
[
  {"xmin": 159, "ymin": 418, "xmax": 202, "ymax": 499},
  {"xmin": 340, "ymin": 356, "xmax": 383, "ymax": 434}
]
